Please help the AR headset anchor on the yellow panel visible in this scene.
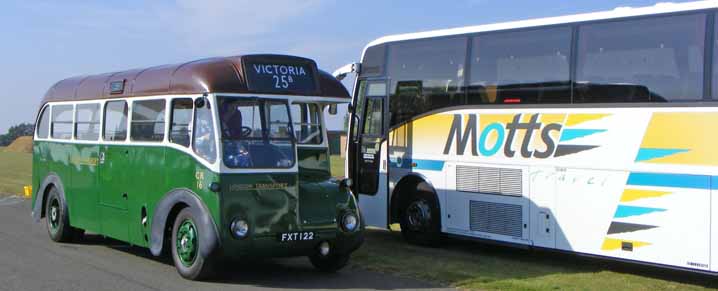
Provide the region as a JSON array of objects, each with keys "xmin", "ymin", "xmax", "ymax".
[
  {"xmin": 409, "ymin": 114, "xmax": 456, "ymax": 152},
  {"xmin": 601, "ymin": 238, "xmax": 651, "ymax": 251},
  {"xmin": 620, "ymin": 189, "xmax": 672, "ymax": 202},
  {"xmin": 640, "ymin": 112, "xmax": 718, "ymax": 165},
  {"xmin": 565, "ymin": 114, "xmax": 611, "ymax": 127}
]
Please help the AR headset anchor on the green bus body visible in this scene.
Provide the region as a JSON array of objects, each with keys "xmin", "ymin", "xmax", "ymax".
[
  {"xmin": 31, "ymin": 55, "xmax": 361, "ymax": 278},
  {"xmin": 31, "ymin": 140, "xmax": 360, "ymax": 257}
]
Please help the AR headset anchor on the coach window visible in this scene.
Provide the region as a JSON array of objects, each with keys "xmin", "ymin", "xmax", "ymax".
[
  {"xmin": 576, "ymin": 13, "xmax": 706, "ymax": 103},
  {"xmin": 75, "ymin": 103, "xmax": 100, "ymax": 141},
  {"xmin": 104, "ymin": 101, "xmax": 128, "ymax": 141},
  {"xmin": 468, "ymin": 27, "xmax": 572, "ymax": 104},
  {"xmin": 291, "ymin": 103, "xmax": 322, "ymax": 144},
  {"xmin": 170, "ymin": 98, "xmax": 193, "ymax": 147},
  {"xmin": 387, "ymin": 37, "xmax": 467, "ymax": 127},
  {"xmin": 51, "ymin": 105, "xmax": 74, "ymax": 140},
  {"xmin": 131, "ymin": 100, "xmax": 166, "ymax": 142},
  {"xmin": 36, "ymin": 105, "xmax": 50, "ymax": 139},
  {"xmin": 193, "ymin": 99, "xmax": 216, "ymax": 163}
]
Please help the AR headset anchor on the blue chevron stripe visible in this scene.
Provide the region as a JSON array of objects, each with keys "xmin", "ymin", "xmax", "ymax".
[
  {"xmin": 559, "ymin": 129, "xmax": 606, "ymax": 142},
  {"xmin": 635, "ymin": 148, "xmax": 689, "ymax": 162},
  {"xmin": 614, "ymin": 205, "xmax": 666, "ymax": 218}
]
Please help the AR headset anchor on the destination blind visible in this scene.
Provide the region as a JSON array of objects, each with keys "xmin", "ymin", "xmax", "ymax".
[{"xmin": 244, "ymin": 59, "xmax": 317, "ymax": 95}]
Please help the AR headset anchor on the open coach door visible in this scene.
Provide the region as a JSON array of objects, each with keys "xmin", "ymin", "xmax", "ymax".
[{"xmin": 350, "ymin": 80, "xmax": 389, "ymax": 228}]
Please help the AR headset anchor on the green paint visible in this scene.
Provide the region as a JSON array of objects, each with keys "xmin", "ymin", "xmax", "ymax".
[
  {"xmin": 176, "ymin": 219, "xmax": 198, "ymax": 267},
  {"xmin": 33, "ymin": 140, "xmax": 361, "ymax": 259}
]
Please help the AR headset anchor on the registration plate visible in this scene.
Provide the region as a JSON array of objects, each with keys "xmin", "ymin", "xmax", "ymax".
[{"xmin": 278, "ymin": 232, "xmax": 315, "ymax": 242}]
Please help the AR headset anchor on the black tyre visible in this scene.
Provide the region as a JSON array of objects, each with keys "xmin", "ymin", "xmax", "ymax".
[
  {"xmin": 171, "ymin": 208, "xmax": 214, "ymax": 280},
  {"xmin": 399, "ymin": 185, "xmax": 442, "ymax": 247},
  {"xmin": 45, "ymin": 187, "xmax": 75, "ymax": 242},
  {"xmin": 309, "ymin": 251, "xmax": 350, "ymax": 272}
]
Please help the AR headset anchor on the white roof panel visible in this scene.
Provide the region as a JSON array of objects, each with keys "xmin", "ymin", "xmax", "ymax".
[{"xmin": 364, "ymin": 1, "xmax": 718, "ymax": 51}]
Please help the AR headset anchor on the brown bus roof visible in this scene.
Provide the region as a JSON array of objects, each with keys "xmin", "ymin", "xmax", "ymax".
[{"xmin": 42, "ymin": 54, "xmax": 350, "ymax": 104}]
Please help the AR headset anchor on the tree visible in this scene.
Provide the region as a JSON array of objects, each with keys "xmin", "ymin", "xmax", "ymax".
[{"xmin": 0, "ymin": 123, "xmax": 34, "ymax": 146}]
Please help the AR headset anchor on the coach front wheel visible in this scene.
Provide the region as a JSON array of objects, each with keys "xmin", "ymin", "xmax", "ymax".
[{"xmin": 400, "ymin": 190, "xmax": 442, "ymax": 247}]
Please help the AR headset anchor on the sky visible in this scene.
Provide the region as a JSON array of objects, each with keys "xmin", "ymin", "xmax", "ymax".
[{"xmin": 0, "ymin": 0, "xmax": 696, "ymax": 133}]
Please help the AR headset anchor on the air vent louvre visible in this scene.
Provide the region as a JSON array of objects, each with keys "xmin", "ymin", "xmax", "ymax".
[
  {"xmin": 456, "ymin": 165, "xmax": 522, "ymax": 196},
  {"xmin": 469, "ymin": 200, "xmax": 523, "ymax": 237}
]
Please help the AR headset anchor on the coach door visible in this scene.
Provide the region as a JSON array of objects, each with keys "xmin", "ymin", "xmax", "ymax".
[
  {"xmin": 354, "ymin": 80, "xmax": 389, "ymax": 227},
  {"xmin": 98, "ymin": 100, "xmax": 130, "ymax": 241}
]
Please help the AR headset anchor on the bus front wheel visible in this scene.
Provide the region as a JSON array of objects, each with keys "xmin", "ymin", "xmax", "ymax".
[
  {"xmin": 45, "ymin": 187, "xmax": 79, "ymax": 242},
  {"xmin": 400, "ymin": 190, "xmax": 442, "ymax": 247},
  {"xmin": 309, "ymin": 251, "xmax": 350, "ymax": 272},
  {"xmin": 171, "ymin": 208, "xmax": 214, "ymax": 280}
]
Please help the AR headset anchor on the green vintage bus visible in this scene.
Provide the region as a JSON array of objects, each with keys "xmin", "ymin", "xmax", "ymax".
[{"xmin": 30, "ymin": 54, "xmax": 363, "ymax": 280}]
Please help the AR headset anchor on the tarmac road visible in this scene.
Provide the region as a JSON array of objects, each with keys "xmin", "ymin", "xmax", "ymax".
[{"xmin": 0, "ymin": 196, "xmax": 453, "ymax": 291}]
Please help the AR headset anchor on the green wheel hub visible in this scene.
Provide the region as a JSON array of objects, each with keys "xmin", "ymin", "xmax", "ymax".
[
  {"xmin": 176, "ymin": 219, "xmax": 198, "ymax": 267},
  {"xmin": 48, "ymin": 198, "xmax": 60, "ymax": 232}
]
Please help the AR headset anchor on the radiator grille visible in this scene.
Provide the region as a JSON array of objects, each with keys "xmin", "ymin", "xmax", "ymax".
[
  {"xmin": 456, "ymin": 166, "xmax": 522, "ymax": 196},
  {"xmin": 469, "ymin": 200, "xmax": 523, "ymax": 238}
]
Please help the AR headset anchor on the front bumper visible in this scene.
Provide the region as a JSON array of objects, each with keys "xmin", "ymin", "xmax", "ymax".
[{"xmin": 217, "ymin": 228, "xmax": 364, "ymax": 259}]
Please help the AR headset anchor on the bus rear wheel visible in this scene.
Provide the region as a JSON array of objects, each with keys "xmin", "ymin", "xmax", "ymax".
[
  {"xmin": 45, "ymin": 187, "xmax": 79, "ymax": 242},
  {"xmin": 171, "ymin": 208, "xmax": 214, "ymax": 280},
  {"xmin": 400, "ymin": 190, "xmax": 442, "ymax": 247}
]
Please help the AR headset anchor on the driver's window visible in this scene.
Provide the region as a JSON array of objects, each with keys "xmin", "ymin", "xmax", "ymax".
[
  {"xmin": 193, "ymin": 99, "xmax": 217, "ymax": 163},
  {"xmin": 290, "ymin": 103, "xmax": 322, "ymax": 144},
  {"xmin": 362, "ymin": 97, "xmax": 383, "ymax": 136}
]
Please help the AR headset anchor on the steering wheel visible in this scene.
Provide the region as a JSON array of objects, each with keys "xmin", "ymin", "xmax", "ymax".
[{"xmin": 241, "ymin": 126, "xmax": 252, "ymax": 137}]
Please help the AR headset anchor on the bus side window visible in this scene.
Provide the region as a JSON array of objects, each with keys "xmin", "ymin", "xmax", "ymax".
[
  {"xmin": 468, "ymin": 26, "xmax": 572, "ymax": 105},
  {"xmin": 193, "ymin": 99, "xmax": 217, "ymax": 163},
  {"xmin": 75, "ymin": 103, "xmax": 101, "ymax": 141},
  {"xmin": 170, "ymin": 98, "xmax": 193, "ymax": 147},
  {"xmin": 387, "ymin": 37, "xmax": 466, "ymax": 127},
  {"xmin": 51, "ymin": 105, "xmax": 74, "ymax": 140},
  {"xmin": 576, "ymin": 13, "xmax": 706, "ymax": 103},
  {"xmin": 131, "ymin": 100, "xmax": 166, "ymax": 142},
  {"xmin": 291, "ymin": 103, "xmax": 323, "ymax": 144},
  {"xmin": 36, "ymin": 105, "xmax": 50, "ymax": 139},
  {"xmin": 104, "ymin": 101, "xmax": 128, "ymax": 141}
]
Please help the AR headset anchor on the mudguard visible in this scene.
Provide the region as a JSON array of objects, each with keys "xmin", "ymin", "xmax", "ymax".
[
  {"xmin": 32, "ymin": 173, "xmax": 64, "ymax": 222},
  {"xmin": 149, "ymin": 189, "xmax": 220, "ymax": 258}
]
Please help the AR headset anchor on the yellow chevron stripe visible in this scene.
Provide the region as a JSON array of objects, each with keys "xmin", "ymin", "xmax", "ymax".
[
  {"xmin": 601, "ymin": 238, "xmax": 651, "ymax": 251},
  {"xmin": 565, "ymin": 114, "xmax": 611, "ymax": 127},
  {"xmin": 620, "ymin": 189, "xmax": 672, "ymax": 203}
]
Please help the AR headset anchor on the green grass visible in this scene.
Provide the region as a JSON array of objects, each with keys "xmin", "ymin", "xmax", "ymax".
[
  {"xmin": 0, "ymin": 146, "xmax": 32, "ymax": 195},
  {"xmin": 352, "ymin": 228, "xmax": 718, "ymax": 290},
  {"xmin": 330, "ymin": 155, "xmax": 345, "ymax": 178}
]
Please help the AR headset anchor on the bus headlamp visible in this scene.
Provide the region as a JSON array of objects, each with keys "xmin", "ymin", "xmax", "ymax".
[
  {"xmin": 230, "ymin": 219, "xmax": 249, "ymax": 239},
  {"xmin": 341, "ymin": 212, "xmax": 358, "ymax": 232}
]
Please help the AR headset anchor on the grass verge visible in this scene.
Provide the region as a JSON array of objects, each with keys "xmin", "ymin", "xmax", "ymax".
[
  {"xmin": 352, "ymin": 228, "xmax": 718, "ymax": 290},
  {"xmin": 330, "ymin": 154, "xmax": 345, "ymax": 177},
  {"xmin": 0, "ymin": 147, "xmax": 32, "ymax": 195}
]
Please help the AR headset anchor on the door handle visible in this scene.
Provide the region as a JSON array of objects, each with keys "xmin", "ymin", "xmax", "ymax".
[
  {"xmin": 122, "ymin": 193, "xmax": 128, "ymax": 200},
  {"xmin": 99, "ymin": 152, "xmax": 105, "ymax": 164}
]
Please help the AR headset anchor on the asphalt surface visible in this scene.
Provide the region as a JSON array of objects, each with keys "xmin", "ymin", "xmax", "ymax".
[{"xmin": 0, "ymin": 197, "xmax": 453, "ymax": 291}]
